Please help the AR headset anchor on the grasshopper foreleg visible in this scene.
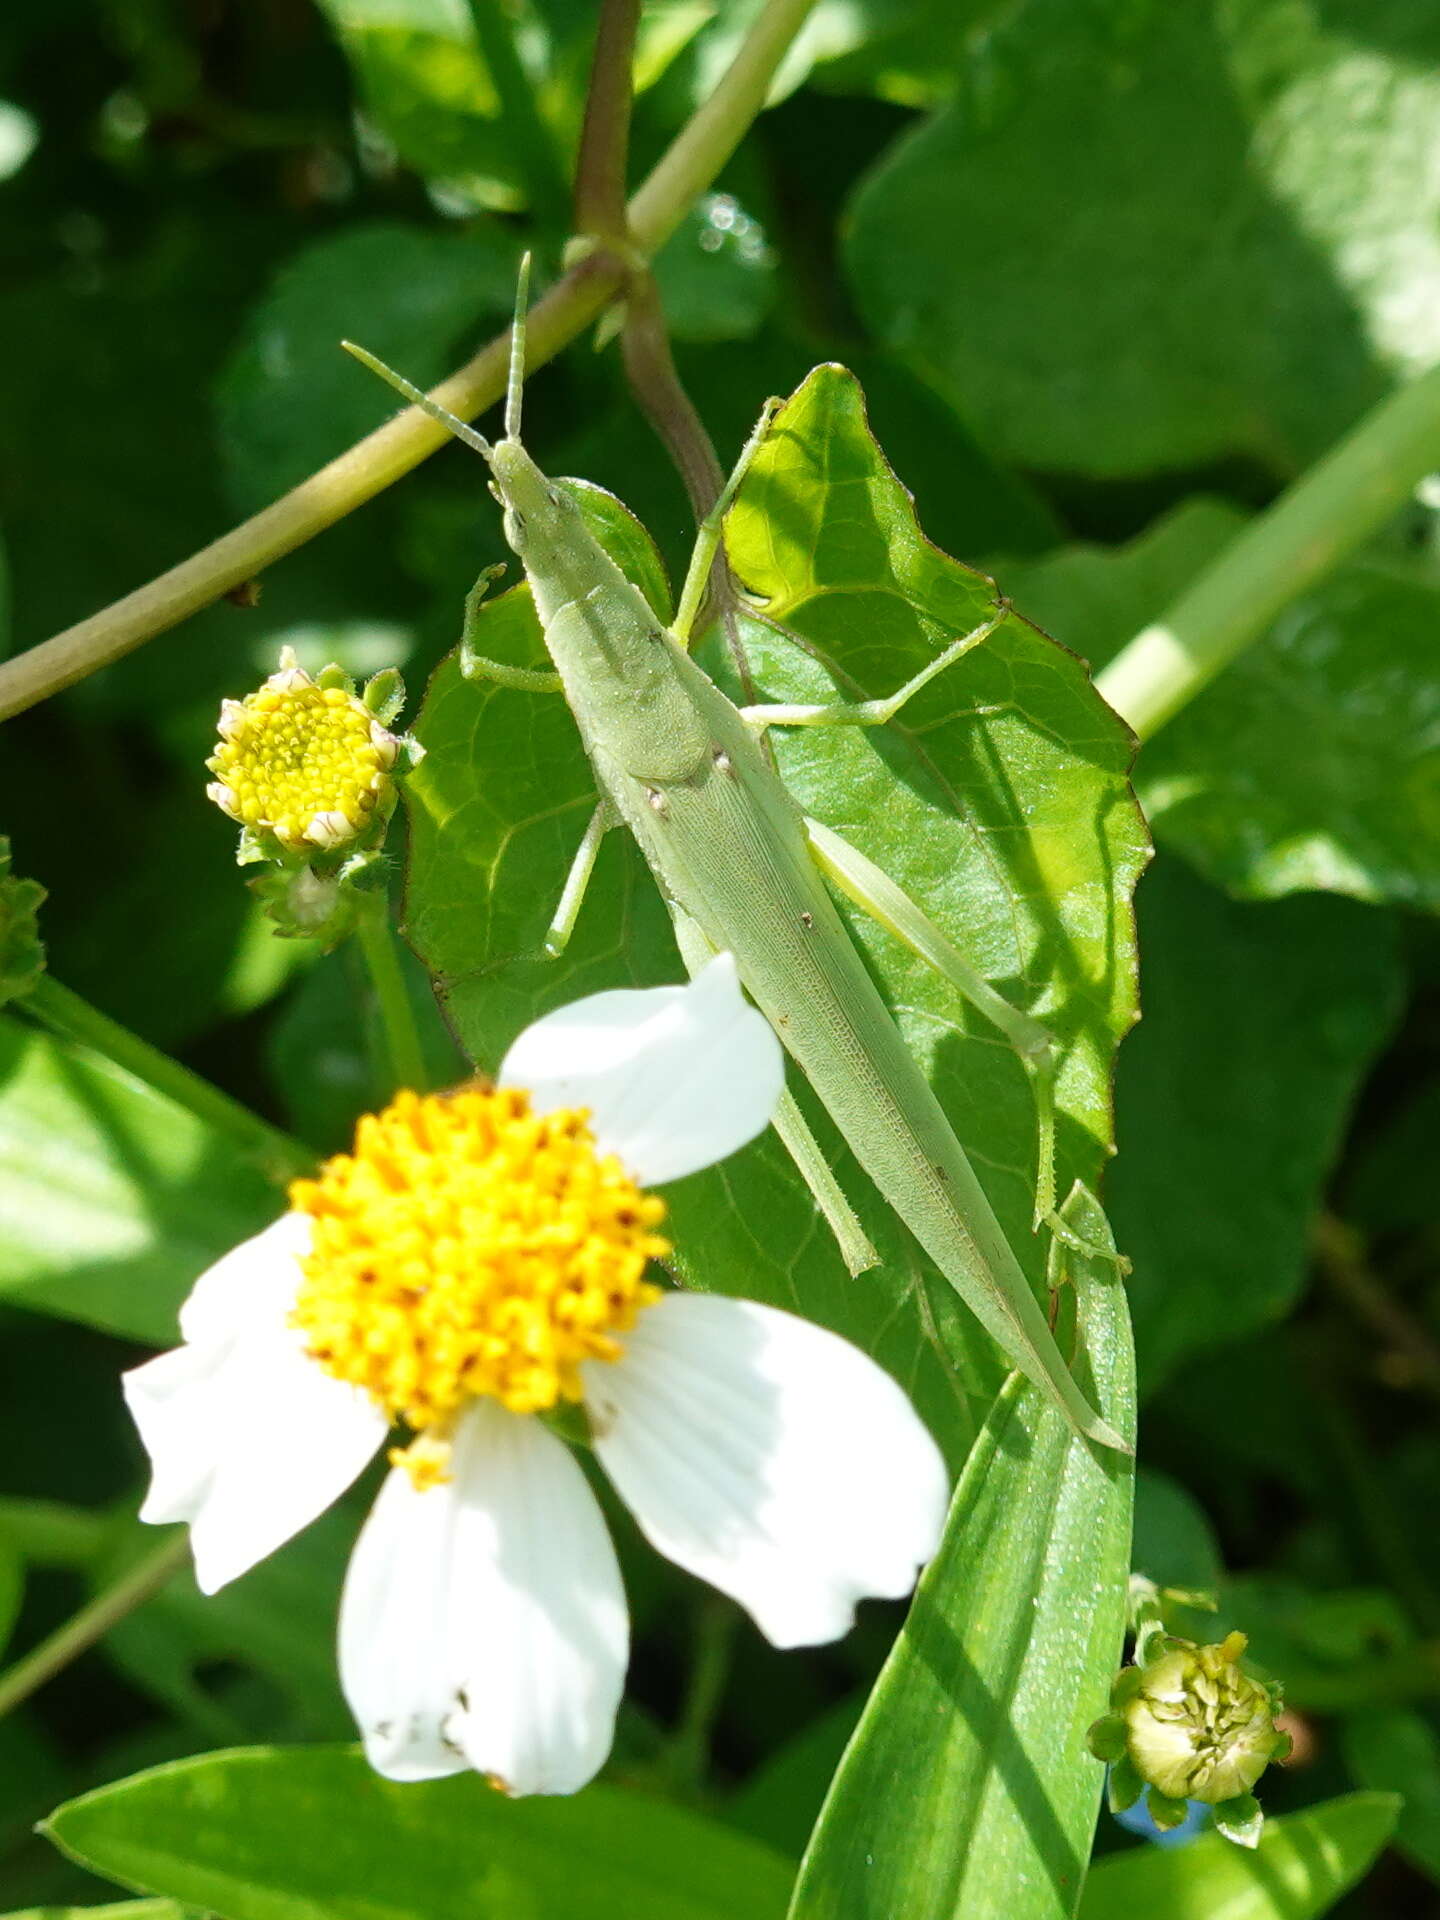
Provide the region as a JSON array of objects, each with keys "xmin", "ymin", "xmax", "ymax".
[
  {"xmin": 543, "ymin": 800, "xmax": 614, "ymax": 957},
  {"xmin": 460, "ymin": 564, "xmax": 564, "ymax": 693},
  {"xmin": 673, "ymin": 397, "xmax": 785, "ymax": 648},
  {"xmin": 668, "ymin": 903, "xmax": 880, "ymax": 1278},
  {"xmin": 741, "ymin": 605, "xmax": 1009, "ymax": 735}
]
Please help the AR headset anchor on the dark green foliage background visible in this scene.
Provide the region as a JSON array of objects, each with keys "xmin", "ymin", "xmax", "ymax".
[{"xmin": 0, "ymin": 0, "xmax": 1438, "ymax": 1912}]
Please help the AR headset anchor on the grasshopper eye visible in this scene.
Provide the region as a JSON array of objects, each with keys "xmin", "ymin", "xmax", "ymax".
[{"xmin": 504, "ymin": 507, "xmax": 527, "ymax": 550}]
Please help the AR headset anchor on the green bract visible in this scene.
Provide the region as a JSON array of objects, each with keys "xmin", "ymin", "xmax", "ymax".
[{"xmin": 0, "ymin": 839, "xmax": 44, "ymax": 1008}]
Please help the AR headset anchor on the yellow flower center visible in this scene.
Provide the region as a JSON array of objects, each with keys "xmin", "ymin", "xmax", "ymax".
[
  {"xmin": 289, "ymin": 1088, "xmax": 667, "ymax": 1480},
  {"xmin": 207, "ymin": 677, "xmax": 394, "ymax": 852}
]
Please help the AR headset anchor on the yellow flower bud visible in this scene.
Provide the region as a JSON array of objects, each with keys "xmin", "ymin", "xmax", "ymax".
[{"xmin": 205, "ymin": 651, "xmax": 401, "ymax": 857}]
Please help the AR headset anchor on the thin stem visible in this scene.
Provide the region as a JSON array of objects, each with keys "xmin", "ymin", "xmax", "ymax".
[
  {"xmin": 573, "ymin": 0, "xmax": 641, "ymax": 242},
  {"xmin": 1315, "ymin": 1212, "xmax": 1440, "ymax": 1401},
  {"xmin": 354, "ymin": 890, "xmax": 428, "ymax": 1096},
  {"xmin": 0, "ymin": 0, "xmax": 819, "ymax": 724},
  {"xmin": 23, "ymin": 975, "xmax": 312, "ymax": 1184},
  {"xmin": 621, "ymin": 273, "xmax": 726, "ymax": 524},
  {"xmin": 665, "ymin": 1595, "xmax": 737, "ymax": 1796},
  {"xmin": 627, "ymin": 0, "xmax": 818, "ymax": 254},
  {"xmin": 0, "ymin": 1532, "xmax": 190, "ymax": 1722},
  {"xmin": 620, "ymin": 270, "xmax": 761, "ymax": 701},
  {"xmin": 1096, "ymin": 362, "xmax": 1440, "ymax": 740},
  {"xmin": 463, "ymin": 0, "xmax": 571, "ymax": 232}
]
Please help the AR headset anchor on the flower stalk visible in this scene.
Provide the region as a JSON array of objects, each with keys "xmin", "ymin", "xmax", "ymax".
[{"xmin": 0, "ymin": 1532, "xmax": 190, "ymax": 1723}]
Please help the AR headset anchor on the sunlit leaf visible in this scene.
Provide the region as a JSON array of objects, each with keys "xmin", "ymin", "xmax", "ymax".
[
  {"xmin": 43, "ymin": 1747, "xmax": 796, "ymax": 1920},
  {"xmin": 0, "ymin": 1015, "xmax": 278, "ymax": 1341},
  {"xmin": 846, "ymin": 0, "xmax": 1440, "ymax": 478},
  {"xmin": 1078, "ymin": 1791, "xmax": 1400, "ymax": 1920}
]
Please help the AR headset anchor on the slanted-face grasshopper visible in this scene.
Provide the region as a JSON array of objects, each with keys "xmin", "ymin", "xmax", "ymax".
[{"xmin": 345, "ymin": 271, "xmax": 1125, "ymax": 1452}]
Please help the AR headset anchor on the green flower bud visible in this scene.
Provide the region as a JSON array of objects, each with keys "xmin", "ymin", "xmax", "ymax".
[
  {"xmin": 0, "ymin": 838, "xmax": 46, "ymax": 1006},
  {"xmin": 1116, "ymin": 1631, "xmax": 1288, "ymax": 1806}
]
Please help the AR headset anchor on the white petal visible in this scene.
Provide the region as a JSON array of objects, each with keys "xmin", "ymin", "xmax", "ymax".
[
  {"xmin": 122, "ymin": 1213, "xmax": 387, "ymax": 1595},
  {"xmin": 498, "ymin": 953, "xmax": 784, "ymax": 1186},
  {"xmin": 586, "ymin": 1295, "xmax": 950, "ymax": 1648},
  {"xmin": 339, "ymin": 1399, "xmax": 628, "ymax": 1796}
]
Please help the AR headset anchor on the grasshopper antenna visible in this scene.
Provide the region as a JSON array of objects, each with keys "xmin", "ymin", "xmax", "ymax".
[
  {"xmin": 340, "ymin": 341, "xmax": 493, "ymax": 461},
  {"xmin": 504, "ymin": 252, "xmax": 531, "ymax": 443}
]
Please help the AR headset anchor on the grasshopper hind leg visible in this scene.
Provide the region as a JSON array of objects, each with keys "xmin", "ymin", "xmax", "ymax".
[{"xmin": 800, "ymin": 814, "xmax": 1127, "ymax": 1273}]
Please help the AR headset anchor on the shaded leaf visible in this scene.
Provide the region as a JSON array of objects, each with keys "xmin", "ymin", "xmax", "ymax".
[
  {"xmin": 0, "ymin": 1015, "xmax": 278, "ymax": 1342},
  {"xmin": 653, "ymin": 195, "xmax": 776, "ymax": 344},
  {"xmin": 216, "ymin": 221, "xmax": 518, "ymax": 511},
  {"xmin": 1343, "ymin": 1710, "xmax": 1440, "ymax": 1886},
  {"xmin": 790, "ymin": 1193, "xmax": 1134, "ymax": 1920},
  {"xmin": 1132, "ymin": 1467, "xmax": 1222, "ymax": 1595},
  {"xmin": 103, "ymin": 1507, "xmax": 357, "ymax": 1743},
  {"xmin": 1078, "ymin": 1791, "xmax": 1400, "ymax": 1920},
  {"xmin": 1107, "ymin": 857, "xmax": 1402, "ymax": 1389},
  {"xmin": 43, "ymin": 1747, "xmax": 796, "ymax": 1920}
]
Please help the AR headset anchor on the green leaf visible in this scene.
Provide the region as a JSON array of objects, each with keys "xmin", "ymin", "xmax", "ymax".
[
  {"xmin": 0, "ymin": 837, "xmax": 44, "ymax": 1008},
  {"xmin": 42, "ymin": 1747, "xmax": 796, "ymax": 1920},
  {"xmin": 0, "ymin": 1014, "xmax": 278, "ymax": 1341},
  {"xmin": 1001, "ymin": 499, "xmax": 1440, "ymax": 913},
  {"xmin": 845, "ymin": 0, "xmax": 1440, "ymax": 479},
  {"xmin": 103, "ymin": 1507, "xmax": 355, "ymax": 1742},
  {"xmin": 1343, "ymin": 1710, "xmax": 1440, "ymax": 1885},
  {"xmin": 0, "ymin": 1905, "xmax": 185, "ymax": 1919},
  {"xmin": 789, "ymin": 1193, "xmax": 1134, "ymax": 1920},
  {"xmin": 403, "ymin": 368, "xmax": 1146, "ymax": 1463},
  {"xmin": 1106, "ymin": 857, "xmax": 1402, "ymax": 1389},
  {"xmin": 310, "ymin": 0, "xmax": 525, "ymax": 205},
  {"xmin": 1078, "ymin": 1791, "xmax": 1400, "ymax": 1920},
  {"xmin": 1132, "ymin": 1467, "xmax": 1222, "ymax": 1595},
  {"xmin": 725, "ymin": 1697, "xmax": 864, "ymax": 1860},
  {"xmin": 216, "ymin": 221, "xmax": 518, "ymax": 511},
  {"xmin": 652, "ymin": 195, "xmax": 776, "ymax": 344}
]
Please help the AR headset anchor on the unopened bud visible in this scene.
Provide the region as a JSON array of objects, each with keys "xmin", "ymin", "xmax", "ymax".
[{"xmin": 1090, "ymin": 1630, "xmax": 1290, "ymax": 1848}]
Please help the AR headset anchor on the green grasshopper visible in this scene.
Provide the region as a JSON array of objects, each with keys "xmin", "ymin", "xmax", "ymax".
[{"xmin": 344, "ymin": 270, "xmax": 1125, "ymax": 1452}]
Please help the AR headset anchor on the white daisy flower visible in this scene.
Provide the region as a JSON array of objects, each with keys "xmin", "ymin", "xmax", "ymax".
[{"xmin": 123, "ymin": 954, "xmax": 950, "ymax": 1797}]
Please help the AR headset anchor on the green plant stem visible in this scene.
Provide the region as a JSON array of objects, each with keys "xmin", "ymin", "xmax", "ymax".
[
  {"xmin": 665, "ymin": 1595, "xmax": 738, "ymax": 1796},
  {"xmin": 354, "ymin": 891, "xmax": 428, "ymax": 1096},
  {"xmin": 1095, "ymin": 362, "xmax": 1440, "ymax": 740},
  {"xmin": 0, "ymin": 1532, "xmax": 189, "ymax": 1722},
  {"xmin": 0, "ymin": 0, "xmax": 819, "ymax": 724},
  {"xmin": 464, "ymin": 0, "xmax": 571, "ymax": 231},
  {"xmin": 627, "ymin": 0, "xmax": 816, "ymax": 254},
  {"xmin": 573, "ymin": 0, "xmax": 641, "ymax": 242},
  {"xmin": 23, "ymin": 975, "xmax": 312, "ymax": 1183}
]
